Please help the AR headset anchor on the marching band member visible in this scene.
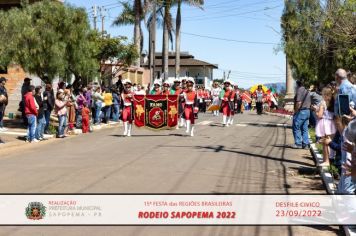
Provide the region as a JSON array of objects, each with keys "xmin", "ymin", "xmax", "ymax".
[
  {"xmin": 211, "ymin": 82, "xmax": 221, "ymax": 116},
  {"xmin": 219, "ymin": 80, "xmax": 236, "ymax": 127},
  {"xmin": 183, "ymin": 77, "xmax": 199, "ymax": 136},
  {"xmin": 149, "ymin": 80, "xmax": 162, "ymax": 95},
  {"xmin": 170, "ymin": 78, "xmax": 184, "ymax": 129},
  {"xmin": 162, "ymin": 81, "xmax": 170, "ymax": 95},
  {"xmin": 121, "ymin": 79, "xmax": 134, "ymax": 137}
]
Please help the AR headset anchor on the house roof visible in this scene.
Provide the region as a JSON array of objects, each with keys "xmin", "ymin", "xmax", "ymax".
[{"xmin": 142, "ymin": 52, "xmax": 218, "ymax": 69}]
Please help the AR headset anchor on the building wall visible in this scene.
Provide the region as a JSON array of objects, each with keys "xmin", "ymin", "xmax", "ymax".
[{"xmin": 142, "ymin": 66, "xmax": 214, "ymax": 89}]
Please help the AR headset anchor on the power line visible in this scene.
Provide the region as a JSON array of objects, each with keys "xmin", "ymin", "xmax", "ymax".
[
  {"xmin": 181, "ymin": 32, "xmax": 279, "ymax": 45},
  {"xmin": 184, "ymin": 5, "xmax": 282, "ymax": 21},
  {"xmin": 184, "ymin": 0, "xmax": 281, "ymax": 18}
]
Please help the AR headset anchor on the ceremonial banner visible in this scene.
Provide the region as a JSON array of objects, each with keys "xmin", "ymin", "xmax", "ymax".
[
  {"xmin": 133, "ymin": 95, "xmax": 145, "ymax": 127},
  {"xmin": 133, "ymin": 95, "xmax": 179, "ymax": 129}
]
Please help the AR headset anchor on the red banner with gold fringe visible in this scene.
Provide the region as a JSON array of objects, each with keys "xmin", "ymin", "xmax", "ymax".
[{"xmin": 133, "ymin": 95, "xmax": 179, "ymax": 129}]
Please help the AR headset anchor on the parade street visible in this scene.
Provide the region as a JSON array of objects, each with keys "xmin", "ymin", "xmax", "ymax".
[{"xmin": 0, "ymin": 112, "xmax": 339, "ymax": 235}]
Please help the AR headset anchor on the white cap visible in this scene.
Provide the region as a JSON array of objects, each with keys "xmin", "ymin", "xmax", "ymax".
[
  {"xmin": 186, "ymin": 77, "xmax": 195, "ymax": 84},
  {"xmin": 173, "ymin": 77, "xmax": 181, "ymax": 82},
  {"xmin": 123, "ymin": 79, "xmax": 132, "ymax": 85},
  {"xmin": 224, "ymin": 79, "xmax": 233, "ymax": 85},
  {"xmin": 153, "ymin": 79, "xmax": 161, "ymax": 86},
  {"xmin": 163, "ymin": 80, "xmax": 170, "ymax": 86}
]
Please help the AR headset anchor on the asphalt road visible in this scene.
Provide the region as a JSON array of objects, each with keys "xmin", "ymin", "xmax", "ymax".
[{"xmin": 0, "ymin": 111, "xmax": 340, "ymax": 236}]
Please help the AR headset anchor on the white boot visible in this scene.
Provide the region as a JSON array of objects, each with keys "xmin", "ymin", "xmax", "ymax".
[
  {"xmin": 183, "ymin": 119, "xmax": 186, "ymax": 127},
  {"xmin": 229, "ymin": 117, "xmax": 234, "ymax": 126},
  {"xmin": 186, "ymin": 120, "xmax": 191, "ymax": 133},
  {"xmin": 127, "ymin": 123, "xmax": 132, "ymax": 137},
  {"xmin": 222, "ymin": 115, "xmax": 227, "ymax": 126},
  {"xmin": 226, "ymin": 116, "xmax": 230, "ymax": 127},
  {"xmin": 123, "ymin": 122, "xmax": 128, "ymax": 136},
  {"xmin": 190, "ymin": 125, "xmax": 195, "ymax": 137}
]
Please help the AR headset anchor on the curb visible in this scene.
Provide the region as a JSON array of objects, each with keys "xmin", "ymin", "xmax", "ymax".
[
  {"xmin": 265, "ymin": 112, "xmax": 293, "ymax": 120},
  {"xmin": 0, "ymin": 121, "xmax": 121, "ymax": 148},
  {"xmin": 309, "ymin": 142, "xmax": 356, "ymax": 236}
]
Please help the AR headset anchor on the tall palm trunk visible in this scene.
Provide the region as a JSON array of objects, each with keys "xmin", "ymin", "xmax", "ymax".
[
  {"xmin": 175, "ymin": 0, "xmax": 181, "ymax": 78},
  {"xmin": 134, "ymin": 0, "xmax": 142, "ymax": 67},
  {"xmin": 162, "ymin": 0, "xmax": 171, "ymax": 81}
]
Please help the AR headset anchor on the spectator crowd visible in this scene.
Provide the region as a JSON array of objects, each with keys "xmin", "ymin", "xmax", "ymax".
[{"xmin": 292, "ymin": 68, "xmax": 356, "ymax": 194}]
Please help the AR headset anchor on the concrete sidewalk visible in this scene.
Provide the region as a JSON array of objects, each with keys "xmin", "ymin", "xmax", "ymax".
[{"xmin": 0, "ymin": 117, "xmax": 121, "ymax": 149}]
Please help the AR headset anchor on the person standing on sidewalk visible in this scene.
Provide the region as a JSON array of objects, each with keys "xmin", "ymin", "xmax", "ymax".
[
  {"xmin": 92, "ymin": 87, "xmax": 104, "ymax": 125},
  {"xmin": 0, "ymin": 77, "xmax": 8, "ymax": 132},
  {"xmin": 24, "ymin": 85, "xmax": 38, "ymax": 143},
  {"xmin": 43, "ymin": 84, "xmax": 55, "ymax": 134},
  {"xmin": 55, "ymin": 90, "xmax": 68, "ymax": 138},
  {"xmin": 21, "ymin": 78, "xmax": 32, "ymax": 126},
  {"xmin": 103, "ymin": 87, "xmax": 113, "ymax": 124},
  {"xmin": 112, "ymin": 87, "xmax": 121, "ymax": 122},
  {"xmin": 292, "ymin": 80, "xmax": 311, "ymax": 149},
  {"xmin": 34, "ymin": 86, "xmax": 46, "ymax": 141},
  {"xmin": 333, "ymin": 68, "xmax": 356, "ymax": 194},
  {"xmin": 81, "ymin": 102, "xmax": 91, "ymax": 134}
]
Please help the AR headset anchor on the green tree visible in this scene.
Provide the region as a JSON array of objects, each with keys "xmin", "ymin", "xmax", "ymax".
[{"xmin": 281, "ymin": 0, "xmax": 355, "ymax": 85}]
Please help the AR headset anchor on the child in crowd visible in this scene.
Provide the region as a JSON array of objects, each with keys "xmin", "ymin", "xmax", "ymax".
[
  {"xmin": 81, "ymin": 102, "xmax": 91, "ymax": 134},
  {"xmin": 313, "ymin": 87, "xmax": 336, "ymax": 167}
]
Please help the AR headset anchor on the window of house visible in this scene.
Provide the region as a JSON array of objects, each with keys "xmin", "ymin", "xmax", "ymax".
[{"xmin": 186, "ymin": 71, "xmax": 190, "ymax": 77}]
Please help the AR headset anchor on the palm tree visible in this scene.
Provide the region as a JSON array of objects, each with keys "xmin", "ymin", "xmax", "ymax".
[
  {"xmin": 174, "ymin": 0, "xmax": 204, "ymax": 78},
  {"xmin": 162, "ymin": 0, "xmax": 173, "ymax": 80},
  {"xmin": 112, "ymin": 1, "xmax": 144, "ymax": 67}
]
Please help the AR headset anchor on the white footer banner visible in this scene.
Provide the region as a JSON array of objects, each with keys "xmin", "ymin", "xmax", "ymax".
[{"xmin": 0, "ymin": 195, "xmax": 355, "ymax": 225}]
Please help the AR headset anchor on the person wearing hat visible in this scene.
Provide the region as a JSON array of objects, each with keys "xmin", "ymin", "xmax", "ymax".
[
  {"xmin": 219, "ymin": 80, "xmax": 236, "ymax": 127},
  {"xmin": 211, "ymin": 82, "xmax": 222, "ymax": 116},
  {"xmin": 170, "ymin": 78, "xmax": 186, "ymax": 129},
  {"xmin": 150, "ymin": 80, "xmax": 162, "ymax": 95},
  {"xmin": 162, "ymin": 81, "xmax": 170, "ymax": 95},
  {"xmin": 121, "ymin": 79, "xmax": 134, "ymax": 136},
  {"xmin": 183, "ymin": 78, "xmax": 199, "ymax": 137},
  {"xmin": 0, "ymin": 77, "xmax": 8, "ymax": 132}
]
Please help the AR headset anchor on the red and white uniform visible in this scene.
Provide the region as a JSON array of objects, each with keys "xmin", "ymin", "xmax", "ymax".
[
  {"xmin": 121, "ymin": 90, "xmax": 134, "ymax": 124},
  {"xmin": 220, "ymin": 88, "xmax": 236, "ymax": 117},
  {"xmin": 183, "ymin": 90, "xmax": 198, "ymax": 125},
  {"xmin": 162, "ymin": 90, "xmax": 170, "ymax": 95}
]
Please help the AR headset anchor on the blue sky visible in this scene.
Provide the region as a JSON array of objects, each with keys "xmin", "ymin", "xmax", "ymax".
[{"xmin": 65, "ymin": 0, "xmax": 286, "ymax": 88}]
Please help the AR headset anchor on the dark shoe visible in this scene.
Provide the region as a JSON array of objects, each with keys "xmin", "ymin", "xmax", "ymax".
[{"xmin": 302, "ymin": 144, "xmax": 310, "ymax": 149}]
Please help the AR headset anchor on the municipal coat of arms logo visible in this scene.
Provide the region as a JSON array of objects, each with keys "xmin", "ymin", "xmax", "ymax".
[{"xmin": 25, "ymin": 202, "xmax": 46, "ymax": 220}]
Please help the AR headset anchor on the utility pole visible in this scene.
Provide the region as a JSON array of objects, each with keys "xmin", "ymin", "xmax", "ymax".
[
  {"xmin": 149, "ymin": 0, "xmax": 157, "ymax": 84},
  {"xmin": 92, "ymin": 5, "xmax": 97, "ymax": 31},
  {"xmin": 99, "ymin": 6, "xmax": 106, "ymax": 37},
  {"xmin": 223, "ymin": 71, "xmax": 226, "ymax": 81}
]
